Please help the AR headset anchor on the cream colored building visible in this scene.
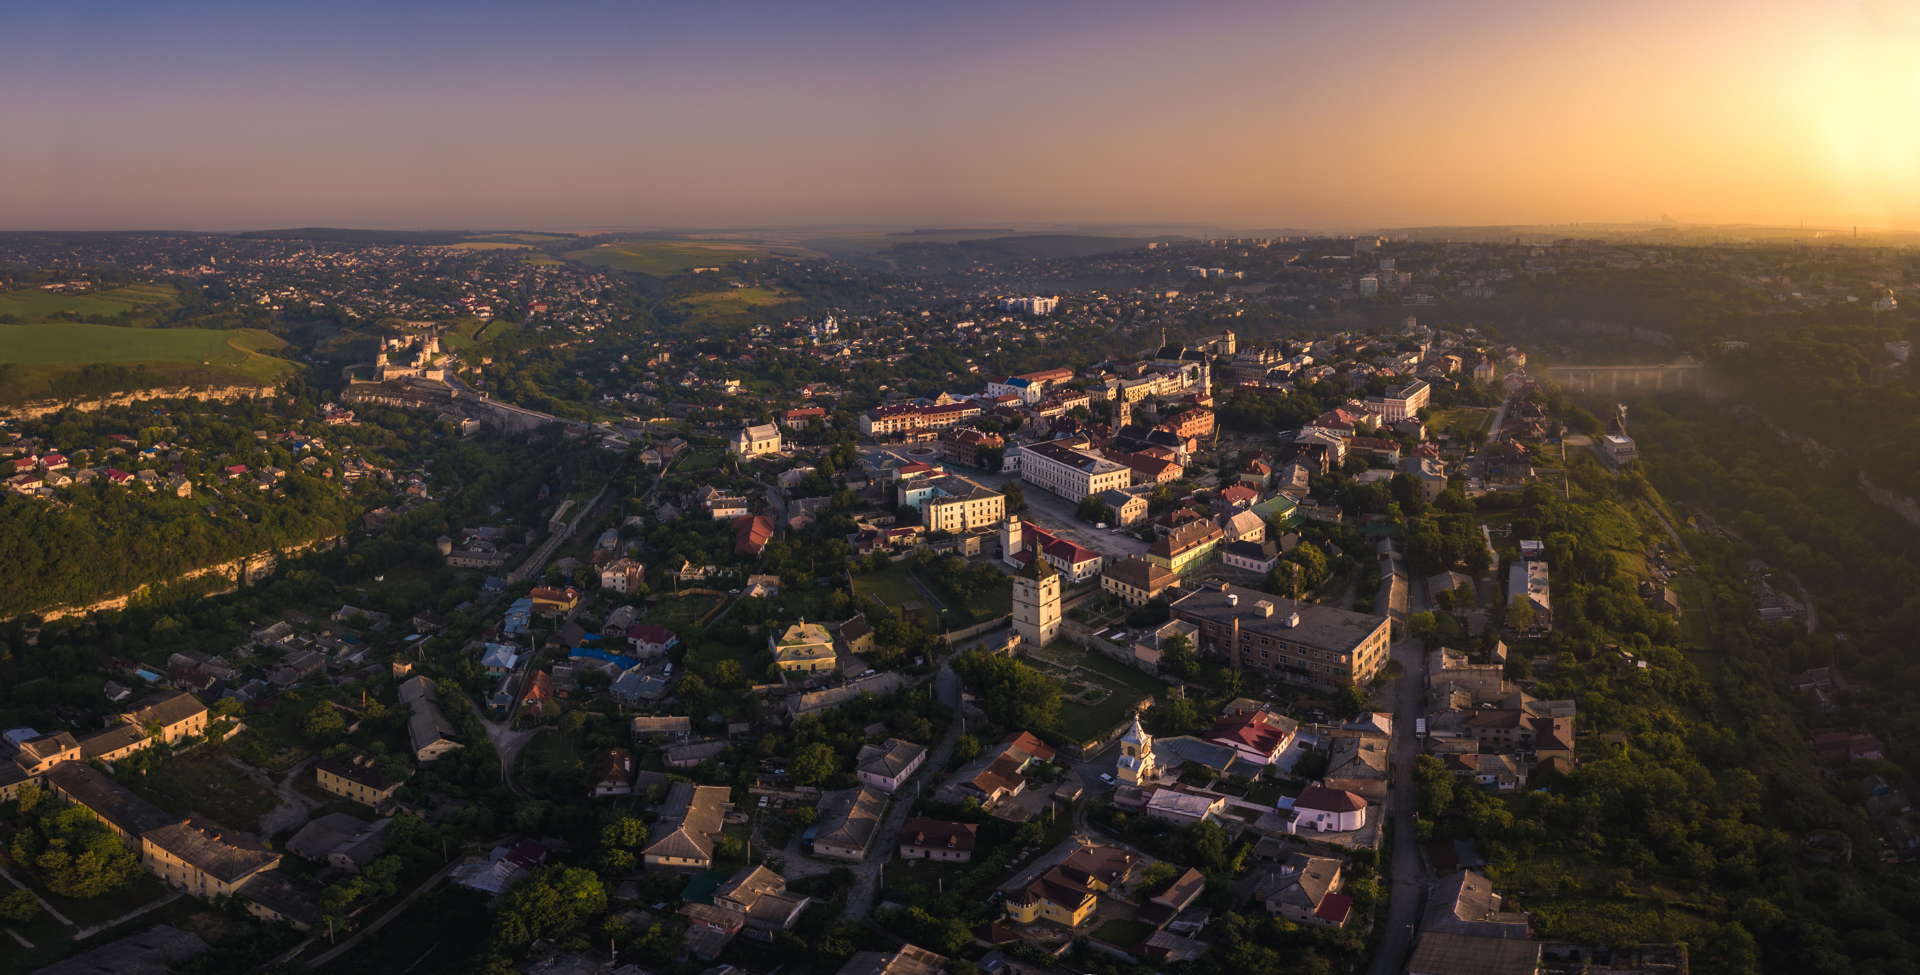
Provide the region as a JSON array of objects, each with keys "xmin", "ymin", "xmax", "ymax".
[
  {"xmin": 732, "ymin": 423, "xmax": 783, "ymax": 458},
  {"xmin": 771, "ymin": 620, "xmax": 838, "ymax": 674},
  {"xmin": 1017, "ymin": 439, "xmax": 1131, "ymax": 501},
  {"xmin": 315, "ymin": 755, "xmax": 406, "ymax": 808},
  {"xmin": 913, "ymin": 476, "xmax": 1005, "ymax": 534},
  {"xmin": 1011, "ymin": 555, "xmax": 1062, "ymax": 648},
  {"xmin": 121, "ymin": 692, "xmax": 208, "ymax": 744},
  {"xmin": 141, "ymin": 818, "xmax": 280, "ymax": 898}
]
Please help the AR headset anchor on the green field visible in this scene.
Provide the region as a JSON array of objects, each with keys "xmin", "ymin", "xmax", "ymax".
[
  {"xmin": 1428, "ymin": 406, "xmax": 1492, "ymax": 439},
  {"xmin": 0, "ymin": 323, "xmax": 297, "ymax": 400},
  {"xmin": 852, "ymin": 564, "xmax": 941, "ymax": 628},
  {"xmin": 1023, "ymin": 642, "xmax": 1164, "ymax": 745},
  {"xmin": 120, "ymin": 749, "xmax": 280, "ymax": 833},
  {"xmin": 672, "ymin": 286, "xmax": 797, "ymax": 316},
  {"xmin": 0, "ymin": 283, "xmax": 177, "ymax": 320},
  {"xmin": 564, "ymin": 239, "xmax": 799, "ymax": 276}
]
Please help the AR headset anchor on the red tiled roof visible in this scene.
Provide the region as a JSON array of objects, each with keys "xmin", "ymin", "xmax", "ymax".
[
  {"xmin": 1315, "ymin": 892, "xmax": 1353, "ymax": 924},
  {"xmin": 1294, "ymin": 785, "xmax": 1366, "ymax": 813}
]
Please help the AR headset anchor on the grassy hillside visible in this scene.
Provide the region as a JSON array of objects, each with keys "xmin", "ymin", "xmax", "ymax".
[
  {"xmin": 564, "ymin": 238, "xmax": 814, "ymax": 276},
  {"xmin": 0, "ymin": 324, "xmax": 297, "ymax": 401},
  {"xmin": 670, "ymin": 286, "xmax": 796, "ymax": 316},
  {"xmin": 0, "ymin": 284, "xmax": 177, "ymax": 321}
]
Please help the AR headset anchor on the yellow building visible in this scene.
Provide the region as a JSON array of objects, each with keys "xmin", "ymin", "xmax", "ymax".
[
  {"xmin": 1147, "ymin": 519, "xmax": 1223, "ymax": 576},
  {"xmin": 314, "ymin": 755, "xmax": 406, "ymax": 808},
  {"xmin": 141, "ymin": 818, "xmax": 280, "ymax": 898},
  {"xmin": 120, "ymin": 691, "xmax": 208, "ymax": 744},
  {"xmin": 771, "ymin": 621, "xmax": 837, "ymax": 674},
  {"xmin": 1005, "ymin": 866, "xmax": 1098, "ymax": 927},
  {"xmin": 78, "ymin": 724, "xmax": 152, "ymax": 764}
]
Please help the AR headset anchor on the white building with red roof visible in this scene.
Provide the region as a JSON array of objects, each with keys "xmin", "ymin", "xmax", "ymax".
[{"xmin": 1287, "ymin": 785, "xmax": 1368, "ymax": 833}]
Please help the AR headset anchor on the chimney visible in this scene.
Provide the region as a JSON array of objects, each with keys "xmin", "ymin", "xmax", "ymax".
[
  {"xmin": 1254, "ymin": 600, "xmax": 1275, "ymax": 618},
  {"xmin": 1225, "ymin": 593, "xmax": 1239, "ymax": 608},
  {"xmin": 1284, "ymin": 610, "xmax": 1301, "ymax": 628}
]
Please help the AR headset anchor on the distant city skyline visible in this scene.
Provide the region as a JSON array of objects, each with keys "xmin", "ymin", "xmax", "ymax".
[{"xmin": 5, "ymin": 0, "xmax": 1918, "ymax": 231}]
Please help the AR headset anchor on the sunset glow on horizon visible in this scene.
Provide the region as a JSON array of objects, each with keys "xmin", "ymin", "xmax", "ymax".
[{"xmin": 4, "ymin": 0, "xmax": 1919, "ymax": 231}]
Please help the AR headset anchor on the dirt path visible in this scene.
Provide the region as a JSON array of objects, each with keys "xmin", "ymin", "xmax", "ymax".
[
  {"xmin": 68, "ymin": 892, "xmax": 182, "ymax": 941},
  {"xmin": 240, "ymin": 756, "xmax": 320, "ymax": 837}
]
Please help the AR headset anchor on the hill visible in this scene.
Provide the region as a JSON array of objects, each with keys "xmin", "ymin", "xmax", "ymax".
[{"xmin": 0, "ymin": 324, "xmax": 297, "ymax": 402}]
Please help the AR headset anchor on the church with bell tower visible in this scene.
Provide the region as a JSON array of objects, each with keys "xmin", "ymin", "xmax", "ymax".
[{"xmin": 1116, "ymin": 711, "xmax": 1156, "ymax": 785}]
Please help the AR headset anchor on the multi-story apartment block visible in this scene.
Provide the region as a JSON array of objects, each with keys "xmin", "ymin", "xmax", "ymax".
[{"xmin": 1169, "ymin": 584, "xmax": 1392, "ymax": 689}]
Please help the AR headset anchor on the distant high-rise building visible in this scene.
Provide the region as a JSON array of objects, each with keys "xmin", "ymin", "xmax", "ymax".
[
  {"xmin": 1001, "ymin": 296, "xmax": 1059, "ymax": 316},
  {"xmin": 1358, "ymin": 275, "xmax": 1380, "ymax": 298}
]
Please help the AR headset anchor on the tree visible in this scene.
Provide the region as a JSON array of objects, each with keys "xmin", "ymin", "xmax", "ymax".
[
  {"xmin": 999, "ymin": 482, "xmax": 1026, "ymax": 514},
  {"xmin": 1149, "ymin": 696, "xmax": 1198, "ymax": 736},
  {"xmin": 950, "ymin": 652, "xmax": 1063, "ymax": 732},
  {"xmin": 953, "ymin": 734, "xmax": 981, "ymax": 762},
  {"xmin": 1159, "ymin": 634, "xmax": 1195, "ymax": 677},
  {"xmin": 31, "ymin": 807, "xmax": 140, "ymax": 898},
  {"xmin": 600, "ymin": 816, "xmax": 649, "ymax": 850},
  {"xmin": 1281, "ymin": 541, "xmax": 1329, "ymax": 591},
  {"xmin": 494, "ymin": 866, "xmax": 607, "ymax": 953},
  {"xmin": 791, "ymin": 742, "xmax": 839, "ymax": 786},
  {"xmin": 1075, "ymin": 495, "xmax": 1111, "ymax": 524},
  {"xmin": 0, "ymin": 889, "xmax": 38, "ymax": 924},
  {"xmin": 304, "ymin": 702, "xmax": 345, "ymax": 739},
  {"xmin": 1507, "ymin": 594, "xmax": 1537, "ymax": 632}
]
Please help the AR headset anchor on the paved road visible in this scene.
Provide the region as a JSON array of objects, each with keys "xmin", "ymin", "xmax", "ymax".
[
  {"xmin": 300, "ymin": 859, "xmax": 460, "ymax": 969},
  {"xmin": 839, "ymin": 663, "xmax": 964, "ymax": 920},
  {"xmin": 0, "ymin": 863, "xmax": 72, "ymax": 927},
  {"xmin": 68, "ymin": 892, "xmax": 182, "ymax": 942},
  {"xmin": 1369, "ymin": 578, "xmax": 1432, "ymax": 975},
  {"xmin": 964, "ymin": 470, "xmax": 1149, "ymax": 562}
]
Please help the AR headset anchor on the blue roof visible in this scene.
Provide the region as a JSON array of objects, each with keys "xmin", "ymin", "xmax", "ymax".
[{"xmin": 569, "ymin": 647, "xmax": 639, "ymax": 669}]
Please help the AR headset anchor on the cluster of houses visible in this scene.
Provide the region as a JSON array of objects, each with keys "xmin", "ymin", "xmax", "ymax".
[{"xmin": 0, "ymin": 693, "xmax": 327, "ymax": 929}]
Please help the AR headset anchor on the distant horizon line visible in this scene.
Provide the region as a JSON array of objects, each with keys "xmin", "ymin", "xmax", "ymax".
[{"xmin": 2, "ymin": 219, "xmax": 1917, "ymax": 238}]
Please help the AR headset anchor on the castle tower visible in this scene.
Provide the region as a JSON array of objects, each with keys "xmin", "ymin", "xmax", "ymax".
[
  {"xmin": 1219, "ymin": 329, "xmax": 1237, "ymax": 356},
  {"xmin": 1116, "ymin": 711, "xmax": 1155, "ymax": 785},
  {"xmin": 1011, "ymin": 550, "xmax": 1061, "ymax": 648},
  {"xmin": 999, "ymin": 514, "xmax": 1024, "ymax": 566}
]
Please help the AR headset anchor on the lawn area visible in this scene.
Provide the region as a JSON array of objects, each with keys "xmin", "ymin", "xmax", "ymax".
[
  {"xmin": 854, "ymin": 561, "xmax": 1010, "ymax": 630},
  {"xmin": 566, "ymin": 239, "xmax": 774, "ymax": 276},
  {"xmin": 0, "ymin": 284, "xmax": 176, "ymax": 321},
  {"xmin": 1428, "ymin": 406, "xmax": 1492, "ymax": 439},
  {"xmin": 852, "ymin": 563, "xmax": 940, "ymax": 628},
  {"xmin": 1091, "ymin": 917, "xmax": 1158, "ymax": 947},
  {"xmin": 119, "ymin": 747, "xmax": 281, "ymax": 833},
  {"xmin": 647, "ymin": 592, "xmax": 725, "ymax": 629},
  {"xmin": 515, "ymin": 729, "xmax": 584, "ymax": 796},
  {"xmin": 0, "ymin": 324, "xmax": 297, "ymax": 401},
  {"xmin": 1022, "ymin": 642, "xmax": 1164, "ymax": 746}
]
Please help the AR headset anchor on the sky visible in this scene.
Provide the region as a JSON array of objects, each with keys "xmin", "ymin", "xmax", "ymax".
[{"xmin": 2, "ymin": 0, "xmax": 1918, "ymax": 232}]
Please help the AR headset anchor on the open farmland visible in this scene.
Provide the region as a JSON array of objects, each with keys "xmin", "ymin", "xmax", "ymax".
[
  {"xmin": 0, "ymin": 283, "xmax": 177, "ymax": 320},
  {"xmin": 564, "ymin": 238, "xmax": 812, "ymax": 276},
  {"xmin": 0, "ymin": 324, "xmax": 297, "ymax": 400}
]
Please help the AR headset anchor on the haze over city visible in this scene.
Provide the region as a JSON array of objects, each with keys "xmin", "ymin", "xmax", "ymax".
[{"xmin": 5, "ymin": 0, "xmax": 1920, "ymax": 231}]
